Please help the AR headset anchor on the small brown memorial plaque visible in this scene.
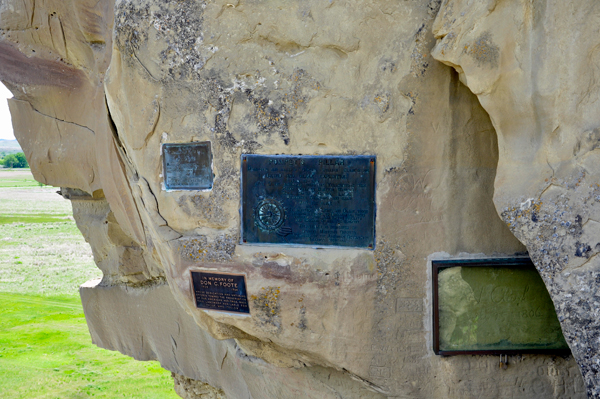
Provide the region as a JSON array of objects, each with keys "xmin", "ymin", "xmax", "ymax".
[{"xmin": 191, "ymin": 271, "xmax": 250, "ymax": 314}]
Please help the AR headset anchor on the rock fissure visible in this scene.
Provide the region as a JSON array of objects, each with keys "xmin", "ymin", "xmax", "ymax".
[{"xmin": 28, "ymin": 103, "xmax": 95, "ymax": 135}]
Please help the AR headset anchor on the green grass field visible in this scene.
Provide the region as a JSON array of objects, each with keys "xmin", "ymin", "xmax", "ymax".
[
  {"xmin": 0, "ymin": 174, "xmax": 40, "ymax": 188},
  {"xmin": 0, "ymin": 169, "xmax": 179, "ymax": 398}
]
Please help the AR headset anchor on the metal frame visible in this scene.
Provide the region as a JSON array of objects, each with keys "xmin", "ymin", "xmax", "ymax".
[{"xmin": 432, "ymin": 257, "xmax": 571, "ymax": 356}]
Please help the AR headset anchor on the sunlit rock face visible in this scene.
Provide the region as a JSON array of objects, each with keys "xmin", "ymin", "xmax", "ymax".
[
  {"xmin": 0, "ymin": 0, "xmax": 590, "ymax": 397},
  {"xmin": 431, "ymin": 0, "xmax": 600, "ymax": 396}
]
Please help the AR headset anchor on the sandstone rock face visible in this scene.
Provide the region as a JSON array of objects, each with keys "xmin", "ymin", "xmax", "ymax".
[
  {"xmin": 80, "ymin": 279, "xmax": 386, "ymax": 399},
  {"xmin": 0, "ymin": 0, "xmax": 590, "ymax": 397},
  {"xmin": 431, "ymin": 0, "xmax": 600, "ymax": 396}
]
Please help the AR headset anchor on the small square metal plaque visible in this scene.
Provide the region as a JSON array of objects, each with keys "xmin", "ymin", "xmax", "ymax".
[
  {"xmin": 432, "ymin": 258, "xmax": 570, "ymax": 356},
  {"xmin": 163, "ymin": 142, "xmax": 213, "ymax": 190},
  {"xmin": 241, "ymin": 154, "xmax": 376, "ymax": 248},
  {"xmin": 191, "ymin": 271, "xmax": 250, "ymax": 314}
]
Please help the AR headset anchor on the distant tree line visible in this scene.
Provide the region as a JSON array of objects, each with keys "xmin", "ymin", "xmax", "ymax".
[{"xmin": 0, "ymin": 152, "xmax": 28, "ymax": 168}]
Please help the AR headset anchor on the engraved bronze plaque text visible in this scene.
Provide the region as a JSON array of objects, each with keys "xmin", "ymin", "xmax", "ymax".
[
  {"xmin": 191, "ymin": 271, "xmax": 250, "ymax": 314},
  {"xmin": 163, "ymin": 142, "xmax": 213, "ymax": 190},
  {"xmin": 241, "ymin": 155, "xmax": 376, "ymax": 248},
  {"xmin": 432, "ymin": 258, "xmax": 569, "ymax": 355}
]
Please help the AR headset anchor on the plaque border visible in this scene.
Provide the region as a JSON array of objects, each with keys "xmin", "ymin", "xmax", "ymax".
[
  {"xmin": 189, "ymin": 270, "xmax": 251, "ymax": 315},
  {"xmin": 432, "ymin": 257, "xmax": 571, "ymax": 356},
  {"xmin": 239, "ymin": 154, "xmax": 377, "ymax": 250},
  {"xmin": 162, "ymin": 141, "xmax": 213, "ymax": 191}
]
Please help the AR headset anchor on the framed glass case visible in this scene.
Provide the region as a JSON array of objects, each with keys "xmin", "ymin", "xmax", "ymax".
[{"xmin": 432, "ymin": 257, "xmax": 570, "ymax": 356}]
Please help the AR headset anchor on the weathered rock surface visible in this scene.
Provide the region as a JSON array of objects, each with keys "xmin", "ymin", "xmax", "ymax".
[
  {"xmin": 81, "ymin": 279, "xmax": 386, "ymax": 398},
  {"xmin": 431, "ymin": 0, "xmax": 600, "ymax": 396},
  {"xmin": 173, "ymin": 374, "xmax": 226, "ymax": 399},
  {"xmin": 0, "ymin": 0, "xmax": 592, "ymax": 397}
]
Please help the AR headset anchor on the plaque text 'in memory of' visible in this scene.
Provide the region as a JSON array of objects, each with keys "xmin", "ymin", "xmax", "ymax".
[
  {"xmin": 191, "ymin": 271, "xmax": 250, "ymax": 314},
  {"xmin": 241, "ymin": 155, "xmax": 376, "ymax": 248},
  {"xmin": 163, "ymin": 142, "xmax": 213, "ymax": 190}
]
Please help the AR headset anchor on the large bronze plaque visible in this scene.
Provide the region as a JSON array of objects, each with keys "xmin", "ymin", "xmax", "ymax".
[
  {"xmin": 191, "ymin": 271, "xmax": 250, "ymax": 314},
  {"xmin": 163, "ymin": 142, "xmax": 213, "ymax": 190},
  {"xmin": 432, "ymin": 258, "xmax": 569, "ymax": 355},
  {"xmin": 241, "ymin": 155, "xmax": 376, "ymax": 248}
]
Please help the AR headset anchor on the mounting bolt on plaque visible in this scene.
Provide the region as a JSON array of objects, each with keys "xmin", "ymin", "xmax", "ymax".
[{"xmin": 499, "ymin": 354, "xmax": 508, "ymax": 370}]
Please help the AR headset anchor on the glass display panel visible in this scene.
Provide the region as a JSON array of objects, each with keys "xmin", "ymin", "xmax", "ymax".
[{"xmin": 433, "ymin": 258, "xmax": 570, "ymax": 355}]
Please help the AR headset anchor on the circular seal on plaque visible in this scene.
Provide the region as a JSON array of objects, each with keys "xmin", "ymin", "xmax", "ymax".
[{"xmin": 255, "ymin": 199, "xmax": 286, "ymax": 231}]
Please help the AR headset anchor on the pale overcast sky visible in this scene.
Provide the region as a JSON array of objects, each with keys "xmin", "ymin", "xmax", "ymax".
[{"xmin": 0, "ymin": 83, "xmax": 14, "ymax": 140}]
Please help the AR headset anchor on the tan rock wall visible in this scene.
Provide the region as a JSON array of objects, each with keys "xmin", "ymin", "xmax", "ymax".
[
  {"xmin": 0, "ymin": 0, "xmax": 591, "ymax": 397},
  {"xmin": 81, "ymin": 280, "xmax": 387, "ymax": 399},
  {"xmin": 431, "ymin": 0, "xmax": 600, "ymax": 396}
]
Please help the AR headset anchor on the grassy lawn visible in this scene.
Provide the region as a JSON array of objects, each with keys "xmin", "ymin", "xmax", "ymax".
[
  {"xmin": 0, "ymin": 169, "xmax": 179, "ymax": 398},
  {"xmin": 0, "ymin": 222, "xmax": 99, "ymax": 295},
  {"xmin": 0, "ymin": 175, "xmax": 41, "ymax": 188},
  {"xmin": 0, "ymin": 294, "xmax": 176, "ymax": 398}
]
